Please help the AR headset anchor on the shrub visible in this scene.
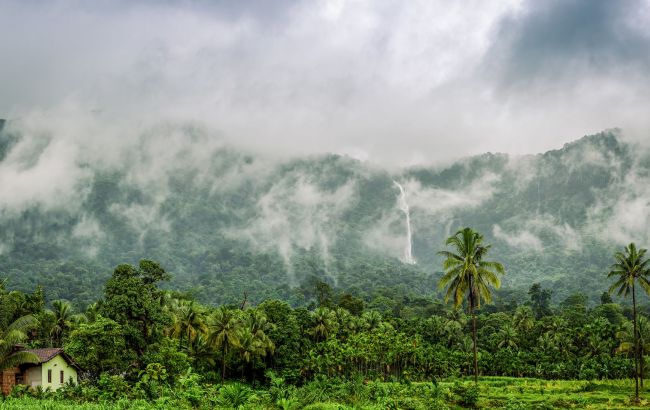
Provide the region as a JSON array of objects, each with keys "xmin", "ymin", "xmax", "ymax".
[
  {"xmin": 452, "ymin": 382, "xmax": 479, "ymax": 408},
  {"xmin": 97, "ymin": 373, "xmax": 131, "ymax": 401},
  {"xmin": 216, "ymin": 383, "xmax": 256, "ymax": 408}
]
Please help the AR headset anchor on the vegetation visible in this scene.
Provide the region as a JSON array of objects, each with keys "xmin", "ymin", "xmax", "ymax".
[
  {"xmin": 439, "ymin": 227, "xmax": 505, "ymax": 383},
  {"xmin": 0, "ymin": 128, "xmax": 642, "ymax": 309},
  {"xmin": 2, "ymin": 237, "xmax": 650, "ymax": 407},
  {"xmin": 607, "ymin": 243, "xmax": 650, "ymax": 401}
]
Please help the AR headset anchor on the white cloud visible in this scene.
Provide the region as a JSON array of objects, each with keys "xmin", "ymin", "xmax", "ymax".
[
  {"xmin": 4, "ymin": 0, "xmax": 649, "ymax": 167},
  {"xmin": 493, "ymin": 224, "xmax": 543, "ymax": 252},
  {"xmin": 231, "ymin": 175, "xmax": 356, "ymax": 284}
]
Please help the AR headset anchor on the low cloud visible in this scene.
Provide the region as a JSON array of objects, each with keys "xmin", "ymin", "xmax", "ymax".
[
  {"xmin": 493, "ymin": 224, "xmax": 544, "ymax": 252},
  {"xmin": 232, "ymin": 175, "xmax": 356, "ymax": 284},
  {"xmin": 493, "ymin": 214, "xmax": 581, "ymax": 253}
]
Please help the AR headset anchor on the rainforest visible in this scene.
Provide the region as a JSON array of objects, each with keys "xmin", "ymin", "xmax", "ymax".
[{"xmin": 5, "ymin": 0, "xmax": 650, "ymax": 408}]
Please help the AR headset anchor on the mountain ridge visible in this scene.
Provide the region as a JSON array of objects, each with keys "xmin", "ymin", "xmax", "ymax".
[{"xmin": 0, "ymin": 122, "xmax": 646, "ymax": 307}]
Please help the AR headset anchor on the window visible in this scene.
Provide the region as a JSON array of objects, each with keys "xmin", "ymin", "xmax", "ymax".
[
  {"xmin": 60, "ymin": 370, "xmax": 64, "ymax": 384},
  {"xmin": 47, "ymin": 369, "xmax": 52, "ymax": 383}
]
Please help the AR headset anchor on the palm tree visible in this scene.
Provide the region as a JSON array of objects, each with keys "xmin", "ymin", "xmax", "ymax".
[
  {"xmin": 512, "ymin": 306, "xmax": 535, "ymax": 334},
  {"xmin": 0, "ymin": 315, "xmax": 40, "ymax": 371},
  {"xmin": 361, "ymin": 311, "xmax": 382, "ymax": 331},
  {"xmin": 187, "ymin": 333, "xmax": 216, "ymax": 370},
  {"xmin": 439, "ymin": 227, "xmax": 505, "ymax": 384},
  {"xmin": 617, "ymin": 316, "xmax": 650, "ymax": 389},
  {"xmin": 168, "ymin": 301, "xmax": 207, "ymax": 350},
  {"xmin": 246, "ymin": 310, "xmax": 275, "ymax": 356},
  {"xmin": 496, "ymin": 324, "xmax": 519, "ymax": 350},
  {"xmin": 49, "ymin": 300, "xmax": 77, "ymax": 346},
  {"xmin": 208, "ymin": 307, "xmax": 241, "ymax": 383},
  {"xmin": 236, "ymin": 309, "xmax": 275, "ymax": 379},
  {"xmin": 607, "ymin": 243, "xmax": 650, "ymax": 401},
  {"xmin": 311, "ymin": 307, "xmax": 338, "ymax": 342}
]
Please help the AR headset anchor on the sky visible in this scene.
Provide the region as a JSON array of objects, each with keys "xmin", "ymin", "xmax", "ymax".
[{"xmin": 2, "ymin": 0, "xmax": 650, "ymax": 165}]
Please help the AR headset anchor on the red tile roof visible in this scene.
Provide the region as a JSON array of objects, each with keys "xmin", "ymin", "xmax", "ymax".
[{"xmin": 21, "ymin": 348, "xmax": 64, "ymax": 363}]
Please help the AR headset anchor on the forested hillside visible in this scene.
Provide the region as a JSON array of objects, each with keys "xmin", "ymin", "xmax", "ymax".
[{"xmin": 0, "ymin": 119, "xmax": 647, "ymax": 307}]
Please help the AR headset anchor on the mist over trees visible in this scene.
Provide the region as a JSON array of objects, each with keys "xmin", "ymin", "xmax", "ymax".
[{"xmin": 0, "ymin": 123, "xmax": 647, "ymax": 309}]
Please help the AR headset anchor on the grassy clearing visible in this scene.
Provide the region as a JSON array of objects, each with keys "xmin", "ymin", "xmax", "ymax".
[
  {"xmin": 466, "ymin": 377, "xmax": 649, "ymax": 409},
  {"xmin": 1, "ymin": 378, "xmax": 650, "ymax": 409}
]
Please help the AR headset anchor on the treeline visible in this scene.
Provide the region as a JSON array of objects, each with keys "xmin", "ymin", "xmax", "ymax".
[{"xmin": 1, "ymin": 259, "xmax": 644, "ymax": 391}]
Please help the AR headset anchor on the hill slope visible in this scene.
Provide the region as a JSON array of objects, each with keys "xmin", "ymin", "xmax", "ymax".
[{"xmin": 0, "ymin": 120, "xmax": 646, "ymax": 306}]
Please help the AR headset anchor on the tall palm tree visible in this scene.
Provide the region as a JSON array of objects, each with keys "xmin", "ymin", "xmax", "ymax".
[
  {"xmin": 246, "ymin": 310, "xmax": 275, "ymax": 356},
  {"xmin": 439, "ymin": 227, "xmax": 505, "ymax": 384},
  {"xmin": 608, "ymin": 243, "xmax": 650, "ymax": 401},
  {"xmin": 617, "ymin": 316, "xmax": 650, "ymax": 389},
  {"xmin": 0, "ymin": 315, "xmax": 40, "ymax": 371},
  {"xmin": 208, "ymin": 307, "xmax": 241, "ymax": 383}
]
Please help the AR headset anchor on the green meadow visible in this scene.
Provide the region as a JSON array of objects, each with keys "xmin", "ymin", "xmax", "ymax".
[{"xmin": 2, "ymin": 377, "xmax": 650, "ymax": 409}]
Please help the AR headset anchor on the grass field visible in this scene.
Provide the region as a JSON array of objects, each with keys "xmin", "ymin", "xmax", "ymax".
[
  {"xmin": 1, "ymin": 377, "xmax": 650, "ymax": 409},
  {"xmin": 469, "ymin": 377, "xmax": 650, "ymax": 409}
]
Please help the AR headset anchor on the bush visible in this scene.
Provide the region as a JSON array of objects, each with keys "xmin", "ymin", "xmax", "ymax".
[
  {"xmin": 216, "ymin": 383, "xmax": 256, "ymax": 408},
  {"xmin": 452, "ymin": 382, "xmax": 479, "ymax": 408},
  {"xmin": 97, "ymin": 373, "xmax": 131, "ymax": 401},
  {"xmin": 175, "ymin": 368, "xmax": 205, "ymax": 407}
]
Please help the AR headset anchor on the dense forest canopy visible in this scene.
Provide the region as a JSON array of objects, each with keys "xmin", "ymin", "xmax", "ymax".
[
  {"xmin": 1, "ymin": 119, "xmax": 649, "ymax": 308},
  {"xmin": 0, "ymin": 257, "xmax": 648, "ymax": 408}
]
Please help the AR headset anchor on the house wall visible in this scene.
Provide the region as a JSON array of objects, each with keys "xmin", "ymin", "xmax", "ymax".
[
  {"xmin": 40, "ymin": 355, "xmax": 77, "ymax": 390},
  {"xmin": 1, "ymin": 367, "xmax": 18, "ymax": 395},
  {"xmin": 25, "ymin": 366, "xmax": 41, "ymax": 388}
]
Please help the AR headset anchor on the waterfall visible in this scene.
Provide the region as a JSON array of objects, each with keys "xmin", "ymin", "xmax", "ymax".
[{"xmin": 393, "ymin": 181, "xmax": 415, "ymax": 264}]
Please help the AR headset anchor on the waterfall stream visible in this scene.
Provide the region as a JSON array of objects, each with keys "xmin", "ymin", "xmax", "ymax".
[{"xmin": 393, "ymin": 181, "xmax": 415, "ymax": 264}]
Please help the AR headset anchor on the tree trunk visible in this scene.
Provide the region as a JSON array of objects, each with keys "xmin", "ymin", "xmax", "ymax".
[
  {"xmin": 471, "ymin": 305, "xmax": 478, "ymax": 384},
  {"xmin": 468, "ymin": 279, "xmax": 479, "ymax": 385},
  {"xmin": 221, "ymin": 344, "xmax": 227, "ymax": 384},
  {"xmin": 642, "ymin": 349, "xmax": 645, "ymax": 389},
  {"xmin": 633, "ymin": 281, "xmax": 640, "ymax": 401}
]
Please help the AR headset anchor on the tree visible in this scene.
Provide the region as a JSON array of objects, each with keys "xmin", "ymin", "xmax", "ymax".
[
  {"xmin": 617, "ymin": 316, "xmax": 650, "ymax": 389},
  {"xmin": 528, "ymin": 283, "xmax": 552, "ymax": 319},
  {"xmin": 49, "ymin": 300, "xmax": 77, "ymax": 346},
  {"xmin": 65, "ymin": 316, "xmax": 134, "ymax": 376},
  {"xmin": 601, "ymin": 291, "xmax": 613, "ymax": 305},
  {"xmin": 495, "ymin": 324, "xmax": 518, "ymax": 350},
  {"xmin": 0, "ymin": 315, "xmax": 40, "ymax": 371},
  {"xmin": 167, "ymin": 300, "xmax": 207, "ymax": 351},
  {"xmin": 438, "ymin": 227, "xmax": 505, "ymax": 384},
  {"xmin": 100, "ymin": 260, "xmax": 171, "ymax": 367},
  {"xmin": 208, "ymin": 307, "xmax": 241, "ymax": 383},
  {"xmin": 607, "ymin": 243, "xmax": 650, "ymax": 402},
  {"xmin": 310, "ymin": 307, "xmax": 337, "ymax": 342}
]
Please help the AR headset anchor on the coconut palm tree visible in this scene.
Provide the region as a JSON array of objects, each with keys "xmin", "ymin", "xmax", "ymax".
[
  {"xmin": 607, "ymin": 243, "xmax": 650, "ymax": 401},
  {"xmin": 496, "ymin": 324, "xmax": 519, "ymax": 350},
  {"xmin": 168, "ymin": 301, "xmax": 207, "ymax": 350},
  {"xmin": 0, "ymin": 315, "xmax": 40, "ymax": 371},
  {"xmin": 617, "ymin": 316, "xmax": 650, "ymax": 389},
  {"xmin": 439, "ymin": 227, "xmax": 505, "ymax": 384},
  {"xmin": 208, "ymin": 307, "xmax": 241, "ymax": 383},
  {"xmin": 49, "ymin": 300, "xmax": 77, "ymax": 346}
]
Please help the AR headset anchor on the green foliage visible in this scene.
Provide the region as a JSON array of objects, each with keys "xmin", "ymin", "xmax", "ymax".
[
  {"xmin": 0, "ymin": 315, "xmax": 40, "ymax": 371},
  {"xmin": 65, "ymin": 316, "xmax": 133, "ymax": 376},
  {"xmin": 0, "ymin": 130, "xmax": 642, "ymax": 312},
  {"xmin": 452, "ymin": 382, "xmax": 480, "ymax": 408},
  {"xmin": 215, "ymin": 382, "xmax": 256, "ymax": 408},
  {"xmin": 100, "ymin": 260, "xmax": 171, "ymax": 370}
]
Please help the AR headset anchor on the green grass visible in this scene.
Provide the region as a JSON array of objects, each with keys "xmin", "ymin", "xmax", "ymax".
[
  {"xmin": 461, "ymin": 377, "xmax": 650, "ymax": 409},
  {"xmin": 2, "ymin": 378, "xmax": 650, "ymax": 409}
]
